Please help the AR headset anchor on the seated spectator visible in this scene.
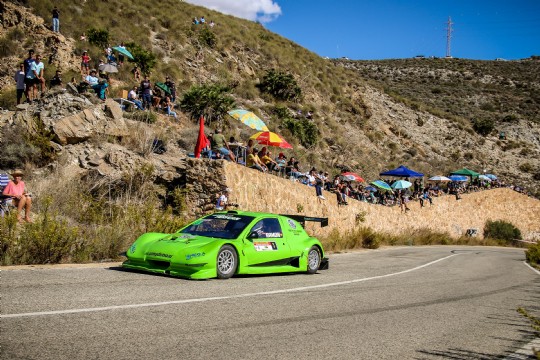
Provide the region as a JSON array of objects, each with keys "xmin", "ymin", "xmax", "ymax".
[
  {"xmin": 50, "ymin": 70, "xmax": 62, "ymax": 87},
  {"xmin": 246, "ymin": 139, "xmax": 255, "ymax": 155},
  {"xmin": 193, "ymin": 17, "xmax": 199, "ymax": 25},
  {"xmin": 85, "ymin": 69, "xmax": 99, "ymax": 86},
  {"xmin": 163, "ymin": 94, "xmax": 177, "ymax": 119},
  {"xmin": 212, "ymin": 129, "xmax": 235, "ymax": 162},
  {"xmin": 261, "ymin": 150, "xmax": 278, "ymax": 172},
  {"xmin": 246, "ymin": 147, "xmax": 267, "ymax": 172},
  {"xmin": 2, "ymin": 169, "xmax": 32, "ymax": 223},
  {"xmin": 286, "ymin": 157, "xmax": 302, "ymax": 179},
  {"xmin": 152, "ymin": 87, "xmax": 163, "ymax": 109},
  {"xmin": 94, "ymin": 79, "xmax": 108, "ymax": 100},
  {"xmin": 209, "ymin": 20, "xmax": 215, "ymax": 27},
  {"xmin": 200, "ymin": 16, "xmax": 206, "ymax": 24},
  {"xmin": 80, "ymin": 33, "xmax": 87, "ymax": 42},
  {"xmin": 128, "ymin": 86, "xmax": 144, "ymax": 110}
]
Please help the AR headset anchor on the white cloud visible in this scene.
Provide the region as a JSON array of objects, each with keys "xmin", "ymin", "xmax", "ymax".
[{"xmin": 185, "ymin": 0, "xmax": 282, "ymax": 23}]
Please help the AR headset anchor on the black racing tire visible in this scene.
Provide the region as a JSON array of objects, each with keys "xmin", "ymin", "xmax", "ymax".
[
  {"xmin": 307, "ymin": 246, "xmax": 321, "ymax": 274},
  {"xmin": 216, "ymin": 245, "xmax": 237, "ymax": 279}
]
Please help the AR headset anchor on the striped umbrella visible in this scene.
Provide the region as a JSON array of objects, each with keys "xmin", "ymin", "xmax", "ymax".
[
  {"xmin": 228, "ymin": 110, "xmax": 269, "ymax": 131},
  {"xmin": 250, "ymin": 131, "xmax": 293, "ymax": 149}
]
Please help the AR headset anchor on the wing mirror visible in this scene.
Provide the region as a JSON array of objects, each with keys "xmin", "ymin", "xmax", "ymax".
[{"xmin": 247, "ymin": 231, "xmax": 259, "ymax": 240}]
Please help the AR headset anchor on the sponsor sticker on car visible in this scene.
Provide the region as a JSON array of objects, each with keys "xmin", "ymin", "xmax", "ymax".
[{"xmin": 253, "ymin": 241, "xmax": 278, "ymax": 251}]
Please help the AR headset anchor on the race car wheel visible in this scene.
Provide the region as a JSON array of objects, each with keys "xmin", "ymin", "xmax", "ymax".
[
  {"xmin": 217, "ymin": 245, "xmax": 237, "ymax": 279},
  {"xmin": 307, "ymin": 246, "xmax": 321, "ymax": 274}
]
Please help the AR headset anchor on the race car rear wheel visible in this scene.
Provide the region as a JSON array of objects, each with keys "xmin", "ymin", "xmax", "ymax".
[
  {"xmin": 307, "ymin": 246, "xmax": 321, "ymax": 274},
  {"xmin": 217, "ymin": 245, "xmax": 237, "ymax": 279}
]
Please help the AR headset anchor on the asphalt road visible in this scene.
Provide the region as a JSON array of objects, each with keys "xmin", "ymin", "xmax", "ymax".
[{"xmin": 1, "ymin": 246, "xmax": 539, "ymax": 360}]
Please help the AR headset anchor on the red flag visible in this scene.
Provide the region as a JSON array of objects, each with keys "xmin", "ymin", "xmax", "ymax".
[{"xmin": 194, "ymin": 115, "xmax": 210, "ymax": 158}]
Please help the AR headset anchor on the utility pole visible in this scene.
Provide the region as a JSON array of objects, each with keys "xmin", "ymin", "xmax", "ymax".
[{"xmin": 446, "ymin": 16, "xmax": 453, "ymax": 58}]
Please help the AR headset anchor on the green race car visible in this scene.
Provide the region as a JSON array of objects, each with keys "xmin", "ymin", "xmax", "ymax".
[{"xmin": 122, "ymin": 211, "xmax": 329, "ymax": 279}]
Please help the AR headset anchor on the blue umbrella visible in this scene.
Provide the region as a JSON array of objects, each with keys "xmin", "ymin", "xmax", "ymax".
[
  {"xmin": 365, "ymin": 186, "xmax": 378, "ymax": 192},
  {"xmin": 485, "ymin": 174, "xmax": 498, "ymax": 180},
  {"xmin": 449, "ymin": 175, "xmax": 468, "ymax": 182}
]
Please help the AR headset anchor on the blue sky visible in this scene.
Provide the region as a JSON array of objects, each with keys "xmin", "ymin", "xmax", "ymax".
[{"xmin": 186, "ymin": 0, "xmax": 540, "ymax": 60}]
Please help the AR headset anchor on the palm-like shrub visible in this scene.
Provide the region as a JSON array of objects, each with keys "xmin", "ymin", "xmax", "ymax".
[
  {"xmin": 257, "ymin": 69, "xmax": 302, "ymax": 101},
  {"xmin": 180, "ymin": 84, "xmax": 235, "ymax": 123}
]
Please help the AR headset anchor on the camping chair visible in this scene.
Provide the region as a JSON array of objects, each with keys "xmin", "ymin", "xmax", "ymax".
[{"xmin": 0, "ymin": 173, "xmax": 11, "ymax": 217}]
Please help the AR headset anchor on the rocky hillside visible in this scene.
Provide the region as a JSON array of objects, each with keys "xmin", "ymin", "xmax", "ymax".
[{"xmin": 0, "ymin": 0, "xmax": 539, "ymax": 196}]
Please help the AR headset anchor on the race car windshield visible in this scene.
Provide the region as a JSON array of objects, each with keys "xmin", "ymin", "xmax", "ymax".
[{"xmin": 180, "ymin": 214, "xmax": 255, "ymax": 239}]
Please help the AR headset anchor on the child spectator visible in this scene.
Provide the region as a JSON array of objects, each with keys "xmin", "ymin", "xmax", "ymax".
[
  {"xmin": 131, "ymin": 65, "xmax": 141, "ymax": 81},
  {"xmin": 14, "ymin": 63, "xmax": 25, "ymax": 105},
  {"xmin": 81, "ymin": 51, "xmax": 91, "ymax": 75}
]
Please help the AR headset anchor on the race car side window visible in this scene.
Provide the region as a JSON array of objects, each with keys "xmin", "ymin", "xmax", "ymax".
[{"xmin": 250, "ymin": 218, "xmax": 283, "ymax": 239}]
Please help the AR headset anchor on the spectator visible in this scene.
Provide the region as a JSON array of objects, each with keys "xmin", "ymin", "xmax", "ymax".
[
  {"xmin": 81, "ymin": 51, "xmax": 91, "ymax": 75},
  {"xmin": 261, "ymin": 150, "xmax": 278, "ymax": 171},
  {"xmin": 140, "ymin": 75, "xmax": 152, "ymax": 109},
  {"xmin": 23, "ymin": 50, "xmax": 35, "ymax": 103},
  {"xmin": 128, "ymin": 86, "xmax": 144, "ymax": 110},
  {"xmin": 131, "ymin": 65, "xmax": 141, "ymax": 81},
  {"xmin": 200, "ymin": 16, "xmax": 206, "ymax": 24},
  {"xmin": 209, "ymin": 20, "xmax": 215, "ymax": 27},
  {"xmin": 247, "ymin": 147, "xmax": 266, "ymax": 172},
  {"xmin": 164, "ymin": 76, "xmax": 176, "ymax": 102},
  {"xmin": 2, "ymin": 169, "xmax": 32, "ymax": 223},
  {"xmin": 14, "ymin": 63, "xmax": 25, "ymax": 105},
  {"xmin": 52, "ymin": 6, "xmax": 60, "ymax": 32},
  {"xmin": 192, "ymin": 17, "xmax": 199, "ymax": 25},
  {"xmin": 85, "ymin": 69, "xmax": 99, "ymax": 86},
  {"xmin": 33, "ymin": 54, "xmax": 46, "ymax": 95},
  {"xmin": 163, "ymin": 94, "xmax": 177, "ymax": 119},
  {"xmin": 117, "ymin": 42, "xmax": 126, "ymax": 65},
  {"xmin": 398, "ymin": 190, "xmax": 410, "ymax": 212},
  {"xmin": 79, "ymin": 32, "xmax": 87, "ymax": 42},
  {"xmin": 50, "ymin": 70, "xmax": 62, "ymax": 87},
  {"xmin": 215, "ymin": 188, "xmax": 230, "ymax": 211},
  {"xmin": 212, "ymin": 129, "xmax": 235, "ymax": 161},
  {"xmin": 286, "ymin": 157, "xmax": 302, "ymax": 179}
]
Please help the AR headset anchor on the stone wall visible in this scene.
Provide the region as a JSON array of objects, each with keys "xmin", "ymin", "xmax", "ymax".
[{"xmin": 213, "ymin": 162, "xmax": 540, "ymax": 240}]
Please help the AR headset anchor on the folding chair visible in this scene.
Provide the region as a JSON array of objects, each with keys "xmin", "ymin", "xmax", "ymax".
[{"xmin": 0, "ymin": 173, "xmax": 11, "ymax": 217}]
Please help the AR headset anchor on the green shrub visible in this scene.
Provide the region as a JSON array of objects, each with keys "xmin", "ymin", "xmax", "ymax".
[
  {"xmin": 525, "ymin": 243, "xmax": 540, "ymax": 267},
  {"xmin": 257, "ymin": 69, "xmax": 302, "ymax": 101},
  {"xmin": 283, "ymin": 118, "xmax": 319, "ymax": 147},
  {"xmin": 484, "ymin": 220, "xmax": 522, "ymax": 241},
  {"xmin": 198, "ymin": 27, "xmax": 217, "ymax": 48},
  {"xmin": 87, "ymin": 28, "xmax": 110, "ymax": 49},
  {"xmin": 123, "ymin": 110, "xmax": 158, "ymax": 123},
  {"xmin": 518, "ymin": 162, "xmax": 533, "ymax": 173},
  {"xmin": 472, "ymin": 117, "xmax": 495, "ymax": 136},
  {"xmin": 179, "ymin": 83, "xmax": 235, "ymax": 123},
  {"xmin": 125, "ymin": 42, "xmax": 157, "ymax": 75}
]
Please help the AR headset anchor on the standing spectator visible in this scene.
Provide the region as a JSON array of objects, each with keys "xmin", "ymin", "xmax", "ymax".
[
  {"xmin": 81, "ymin": 51, "xmax": 91, "ymax": 75},
  {"xmin": 140, "ymin": 75, "xmax": 152, "ymax": 110},
  {"xmin": 398, "ymin": 190, "xmax": 410, "ymax": 212},
  {"xmin": 14, "ymin": 63, "xmax": 26, "ymax": 105},
  {"xmin": 49, "ymin": 70, "xmax": 62, "ymax": 87},
  {"xmin": 215, "ymin": 188, "xmax": 230, "ymax": 211},
  {"xmin": 128, "ymin": 86, "xmax": 144, "ymax": 110},
  {"xmin": 52, "ymin": 6, "xmax": 60, "ymax": 32},
  {"xmin": 131, "ymin": 65, "xmax": 141, "ymax": 81},
  {"xmin": 23, "ymin": 50, "xmax": 35, "ymax": 103},
  {"xmin": 33, "ymin": 54, "xmax": 46, "ymax": 95},
  {"xmin": 117, "ymin": 42, "xmax": 126, "ymax": 66},
  {"xmin": 164, "ymin": 76, "xmax": 176, "ymax": 102},
  {"xmin": 2, "ymin": 169, "xmax": 32, "ymax": 223}
]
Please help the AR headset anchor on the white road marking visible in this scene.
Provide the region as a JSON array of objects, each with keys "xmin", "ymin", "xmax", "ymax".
[
  {"xmin": 523, "ymin": 261, "xmax": 540, "ymax": 275},
  {"xmin": 1, "ymin": 253, "xmax": 459, "ymax": 319}
]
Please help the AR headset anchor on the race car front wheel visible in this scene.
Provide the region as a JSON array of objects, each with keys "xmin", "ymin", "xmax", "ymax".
[
  {"xmin": 307, "ymin": 246, "xmax": 321, "ymax": 274},
  {"xmin": 217, "ymin": 245, "xmax": 237, "ymax": 279}
]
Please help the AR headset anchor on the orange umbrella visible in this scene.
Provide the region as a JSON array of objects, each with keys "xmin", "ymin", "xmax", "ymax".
[{"xmin": 250, "ymin": 131, "xmax": 293, "ymax": 149}]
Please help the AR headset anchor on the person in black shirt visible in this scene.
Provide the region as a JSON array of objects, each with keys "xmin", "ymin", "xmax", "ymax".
[
  {"xmin": 52, "ymin": 7, "xmax": 60, "ymax": 32},
  {"xmin": 50, "ymin": 70, "xmax": 62, "ymax": 87}
]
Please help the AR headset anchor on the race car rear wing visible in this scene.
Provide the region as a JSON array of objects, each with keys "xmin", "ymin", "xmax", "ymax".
[{"xmin": 280, "ymin": 214, "xmax": 328, "ymax": 228}]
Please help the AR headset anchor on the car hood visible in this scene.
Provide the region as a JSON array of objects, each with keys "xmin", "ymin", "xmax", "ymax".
[{"xmin": 143, "ymin": 233, "xmax": 218, "ymax": 257}]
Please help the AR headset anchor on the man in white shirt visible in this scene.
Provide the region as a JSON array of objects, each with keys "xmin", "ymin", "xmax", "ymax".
[
  {"xmin": 33, "ymin": 54, "xmax": 45, "ymax": 94},
  {"xmin": 85, "ymin": 70, "xmax": 99, "ymax": 86},
  {"xmin": 215, "ymin": 189, "xmax": 230, "ymax": 211},
  {"xmin": 14, "ymin": 63, "xmax": 26, "ymax": 105},
  {"xmin": 128, "ymin": 86, "xmax": 144, "ymax": 110}
]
